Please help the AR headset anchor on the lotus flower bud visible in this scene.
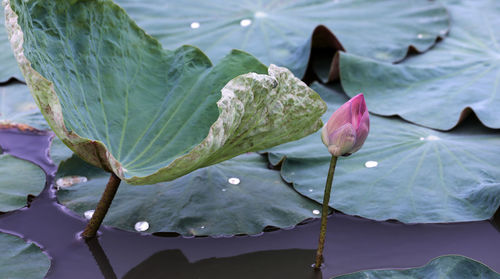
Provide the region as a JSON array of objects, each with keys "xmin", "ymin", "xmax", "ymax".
[{"xmin": 321, "ymin": 94, "xmax": 369, "ymax": 157}]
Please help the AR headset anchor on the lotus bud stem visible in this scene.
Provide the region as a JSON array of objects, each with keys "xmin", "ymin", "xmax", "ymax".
[{"xmin": 314, "ymin": 155, "xmax": 337, "ymax": 269}]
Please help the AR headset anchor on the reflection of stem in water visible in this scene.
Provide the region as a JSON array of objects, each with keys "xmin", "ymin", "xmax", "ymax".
[
  {"xmin": 315, "ymin": 155, "xmax": 337, "ymax": 269},
  {"xmin": 86, "ymin": 237, "xmax": 118, "ymax": 279},
  {"xmin": 82, "ymin": 173, "xmax": 121, "ymax": 239}
]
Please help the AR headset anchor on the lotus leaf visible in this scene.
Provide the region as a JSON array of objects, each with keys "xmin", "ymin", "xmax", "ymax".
[
  {"xmin": 334, "ymin": 255, "xmax": 500, "ymax": 279},
  {"xmin": 0, "ymin": 154, "xmax": 45, "ymax": 212},
  {"xmin": 340, "ymin": 0, "xmax": 500, "ymax": 130},
  {"xmin": 0, "ymin": 232, "xmax": 50, "ymax": 279},
  {"xmin": 266, "ymin": 83, "xmax": 500, "ymax": 223},
  {"xmin": 0, "ymin": 83, "xmax": 47, "ymax": 130},
  {"xmin": 0, "ymin": 6, "xmax": 22, "ymax": 82},
  {"xmin": 116, "ymin": 0, "xmax": 449, "ymax": 80},
  {"xmin": 57, "ymin": 153, "xmax": 323, "ymax": 236},
  {"xmin": 5, "ymin": 0, "xmax": 326, "ymax": 184}
]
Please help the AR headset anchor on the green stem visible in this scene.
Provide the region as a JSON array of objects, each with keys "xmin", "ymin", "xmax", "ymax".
[
  {"xmin": 314, "ymin": 155, "xmax": 337, "ymax": 269},
  {"xmin": 81, "ymin": 173, "xmax": 121, "ymax": 239}
]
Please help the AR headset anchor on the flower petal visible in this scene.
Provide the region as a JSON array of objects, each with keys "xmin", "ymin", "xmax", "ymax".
[
  {"xmin": 326, "ymin": 123, "xmax": 356, "ymax": 157},
  {"xmin": 351, "ymin": 109, "xmax": 370, "ymax": 154},
  {"xmin": 349, "ymin": 93, "xmax": 367, "ymax": 130},
  {"xmin": 326, "ymin": 100, "xmax": 352, "ymax": 133}
]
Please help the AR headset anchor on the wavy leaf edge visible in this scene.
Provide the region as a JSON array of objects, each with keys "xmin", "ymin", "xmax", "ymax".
[
  {"xmin": 4, "ymin": 0, "xmax": 326, "ymax": 184},
  {"xmin": 333, "ymin": 254, "xmax": 500, "ymax": 278}
]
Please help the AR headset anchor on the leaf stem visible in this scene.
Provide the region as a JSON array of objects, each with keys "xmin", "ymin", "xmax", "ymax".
[
  {"xmin": 314, "ymin": 155, "xmax": 337, "ymax": 269},
  {"xmin": 81, "ymin": 173, "xmax": 121, "ymax": 239}
]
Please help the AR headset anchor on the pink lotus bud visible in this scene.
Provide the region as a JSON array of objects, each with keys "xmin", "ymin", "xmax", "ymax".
[{"xmin": 321, "ymin": 94, "xmax": 369, "ymax": 157}]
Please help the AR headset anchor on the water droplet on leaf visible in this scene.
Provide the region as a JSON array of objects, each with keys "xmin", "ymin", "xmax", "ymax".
[
  {"xmin": 56, "ymin": 176, "xmax": 87, "ymax": 189},
  {"xmin": 240, "ymin": 19, "xmax": 252, "ymax": 27},
  {"xmin": 84, "ymin": 210, "xmax": 94, "ymax": 220},
  {"xmin": 228, "ymin": 177, "xmax": 240, "ymax": 185},
  {"xmin": 134, "ymin": 221, "xmax": 149, "ymax": 232},
  {"xmin": 190, "ymin": 22, "xmax": 200, "ymax": 29}
]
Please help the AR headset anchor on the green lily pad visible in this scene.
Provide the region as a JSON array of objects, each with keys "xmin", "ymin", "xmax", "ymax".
[
  {"xmin": 49, "ymin": 137, "xmax": 74, "ymax": 169},
  {"xmin": 0, "ymin": 83, "xmax": 48, "ymax": 130},
  {"xmin": 0, "ymin": 232, "xmax": 50, "ymax": 279},
  {"xmin": 0, "ymin": 6, "xmax": 23, "ymax": 83},
  {"xmin": 0, "ymin": 154, "xmax": 45, "ymax": 212},
  {"xmin": 340, "ymin": 0, "xmax": 500, "ymax": 130},
  {"xmin": 266, "ymin": 83, "xmax": 500, "ymax": 223},
  {"xmin": 115, "ymin": 0, "xmax": 449, "ymax": 79},
  {"xmin": 57, "ymin": 153, "xmax": 322, "ymax": 236},
  {"xmin": 334, "ymin": 255, "xmax": 500, "ymax": 279},
  {"xmin": 0, "ymin": 86, "xmax": 48, "ymax": 211},
  {"xmin": 6, "ymin": 0, "xmax": 326, "ymax": 185}
]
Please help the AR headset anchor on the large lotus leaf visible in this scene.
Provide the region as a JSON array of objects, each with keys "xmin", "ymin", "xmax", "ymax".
[
  {"xmin": 0, "ymin": 83, "xmax": 48, "ymax": 130},
  {"xmin": 0, "ymin": 232, "xmax": 50, "ymax": 279},
  {"xmin": 340, "ymin": 0, "xmax": 500, "ymax": 130},
  {"xmin": 0, "ymin": 6, "xmax": 22, "ymax": 82},
  {"xmin": 57, "ymin": 153, "xmax": 322, "ymax": 236},
  {"xmin": 0, "ymin": 154, "xmax": 45, "ymax": 212},
  {"xmin": 334, "ymin": 255, "xmax": 500, "ymax": 279},
  {"xmin": 266, "ymin": 83, "xmax": 500, "ymax": 223},
  {"xmin": 5, "ymin": 0, "xmax": 326, "ymax": 185},
  {"xmin": 114, "ymin": 0, "xmax": 448, "ymax": 79}
]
